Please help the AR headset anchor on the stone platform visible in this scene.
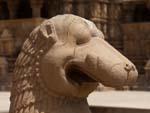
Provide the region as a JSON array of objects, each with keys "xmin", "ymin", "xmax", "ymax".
[
  {"xmin": 0, "ymin": 92, "xmax": 10, "ymax": 113},
  {"xmin": 0, "ymin": 91, "xmax": 150, "ymax": 113},
  {"xmin": 88, "ymin": 91, "xmax": 150, "ymax": 113}
]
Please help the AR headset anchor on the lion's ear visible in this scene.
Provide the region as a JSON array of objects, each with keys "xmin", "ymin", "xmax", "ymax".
[{"xmin": 39, "ymin": 21, "xmax": 58, "ymax": 45}]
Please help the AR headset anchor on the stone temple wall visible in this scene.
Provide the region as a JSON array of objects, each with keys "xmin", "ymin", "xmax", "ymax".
[
  {"xmin": 0, "ymin": 18, "xmax": 45, "ymax": 90},
  {"xmin": 122, "ymin": 23, "xmax": 150, "ymax": 90},
  {"xmin": 0, "ymin": 0, "xmax": 149, "ymax": 90}
]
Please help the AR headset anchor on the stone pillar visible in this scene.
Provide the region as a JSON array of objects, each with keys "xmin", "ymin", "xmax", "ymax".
[
  {"xmin": 75, "ymin": 0, "xmax": 85, "ymax": 17},
  {"xmin": 0, "ymin": 57, "xmax": 8, "ymax": 91},
  {"xmin": 0, "ymin": 29, "xmax": 14, "ymax": 56},
  {"xmin": 89, "ymin": 0, "xmax": 102, "ymax": 29},
  {"xmin": 89, "ymin": 0, "xmax": 109, "ymax": 38},
  {"xmin": 30, "ymin": 0, "xmax": 44, "ymax": 17},
  {"xmin": 63, "ymin": 0, "xmax": 73, "ymax": 13},
  {"xmin": 7, "ymin": 0, "xmax": 19, "ymax": 19},
  {"xmin": 145, "ymin": 60, "xmax": 150, "ymax": 87},
  {"xmin": 107, "ymin": 1, "xmax": 123, "ymax": 51},
  {"xmin": 144, "ymin": 37, "xmax": 150, "ymax": 87},
  {"xmin": 0, "ymin": 1, "xmax": 3, "ymax": 19},
  {"xmin": 0, "ymin": 57, "xmax": 8, "ymax": 77},
  {"xmin": 122, "ymin": 3, "xmax": 136, "ymax": 23},
  {"xmin": 146, "ymin": 0, "xmax": 150, "ymax": 9}
]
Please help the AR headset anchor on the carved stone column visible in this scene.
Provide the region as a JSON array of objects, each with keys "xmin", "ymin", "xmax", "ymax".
[
  {"xmin": 0, "ymin": 1, "xmax": 3, "ymax": 18},
  {"xmin": 122, "ymin": 2, "xmax": 136, "ymax": 23},
  {"xmin": 89, "ymin": 0, "xmax": 109, "ymax": 38},
  {"xmin": 30, "ymin": 0, "xmax": 44, "ymax": 17},
  {"xmin": 75, "ymin": 0, "xmax": 85, "ymax": 17},
  {"xmin": 0, "ymin": 29, "xmax": 14, "ymax": 56},
  {"xmin": 63, "ymin": 0, "xmax": 73, "ymax": 13},
  {"xmin": 147, "ymin": 0, "xmax": 150, "ymax": 9},
  {"xmin": 7, "ymin": 0, "xmax": 19, "ymax": 19},
  {"xmin": 144, "ymin": 38, "xmax": 150, "ymax": 87},
  {"xmin": 89, "ymin": 0, "xmax": 101, "ymax": 29},
  {"xmin": 0, "ymin": 57, "xmax": 8, "ymax": 91},
  {"xmin": 107, "ymin": 1, "xmax": 123, "ymax": 51},
  {"xmin": 145, "ymin": 60, "xmax": 150, "ymax": 87}
]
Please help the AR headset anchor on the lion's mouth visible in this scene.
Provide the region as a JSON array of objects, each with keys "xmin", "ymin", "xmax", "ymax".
[{"xmin": 66, "ymin": 64, "xmax": 97, "ymax": 85}]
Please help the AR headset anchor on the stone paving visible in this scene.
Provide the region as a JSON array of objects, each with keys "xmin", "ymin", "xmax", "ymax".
[
  {"xmin": 0, "ymin": 92, "xmax": 10, "ymax": 113},
  {"xmin": 87, "ymin": 91, "xmax": 150, "ymax": 110},
  {"xmin": 0, "ymin": 91, "xmax": 150, "ymax": 113}
]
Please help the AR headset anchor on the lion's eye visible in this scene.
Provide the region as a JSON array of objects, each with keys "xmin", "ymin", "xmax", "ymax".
[
  {"xmin": 76, "ymin": 36, "xmax": 90, "ymax": 45},
  {"xmin": 75, "ymin": 29, "xmax": 91, "ymax": 45},
  {"xmin": 70, "ymin": 22, "xmax": 91, "ymax": 45}
]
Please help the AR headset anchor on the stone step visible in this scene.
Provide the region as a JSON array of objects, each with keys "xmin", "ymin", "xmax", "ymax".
[
  {"xmin": 0, "ymin": 91, "xmax": 150, "ymax": 113},
  {"xmin": 88, "ymin": 91, "xmax": 150, "ymax": 113},
  {"xmin": 90, "ymin": 106, "xmax": 149, "ymax": 113}
]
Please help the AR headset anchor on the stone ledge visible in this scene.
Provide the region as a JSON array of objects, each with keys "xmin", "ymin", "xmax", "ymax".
[{"xmin": 87, "ymin": 91, "xmax": 150, "ymax": 109}]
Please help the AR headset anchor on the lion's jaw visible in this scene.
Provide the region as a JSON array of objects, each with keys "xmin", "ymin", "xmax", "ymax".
[{"xmin": 39, "ymin": 43, "xmax": 98, "ymax": 98}]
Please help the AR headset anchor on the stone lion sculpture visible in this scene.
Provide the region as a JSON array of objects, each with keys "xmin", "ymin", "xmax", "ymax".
[{"xmin": 9, "ymin": 14, "xmax": 138, "ymax": 113}]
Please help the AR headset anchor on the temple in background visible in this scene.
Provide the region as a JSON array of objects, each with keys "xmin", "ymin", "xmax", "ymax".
[{"xmin": 0, "ymin": 0, "xmax": 149, "ymax": 90}]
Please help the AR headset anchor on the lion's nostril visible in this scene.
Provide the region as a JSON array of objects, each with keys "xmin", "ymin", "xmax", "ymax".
[
  {"xmin": 124, "ymin": 64, "xmax": 135, "ymax": 72},
  {"xmin": 126, "ymin": 64, "xmax": 129, "ymax": 67}
]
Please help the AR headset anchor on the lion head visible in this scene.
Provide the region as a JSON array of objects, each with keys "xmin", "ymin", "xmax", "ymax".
[{"xmin": 9, "ymin": 14, "xmax": 138, "ymax": 113}]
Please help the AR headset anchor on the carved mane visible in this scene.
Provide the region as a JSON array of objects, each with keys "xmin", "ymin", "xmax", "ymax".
[
  {"xmin": 9, "ymin": 20, "xmax": 58, "ymax": 113},
  {"xmin": 10, "ymin": 16, "xmax": 91, "ymax": 113}
]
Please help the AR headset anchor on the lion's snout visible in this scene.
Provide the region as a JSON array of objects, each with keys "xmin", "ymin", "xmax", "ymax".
[
  {"xmin": 84, "ymin": 53, "xmax": 138, "ymax": 87},
  {"xmin": 110, "ymin": 62, "xmax": 138, "ymax": 87}
]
